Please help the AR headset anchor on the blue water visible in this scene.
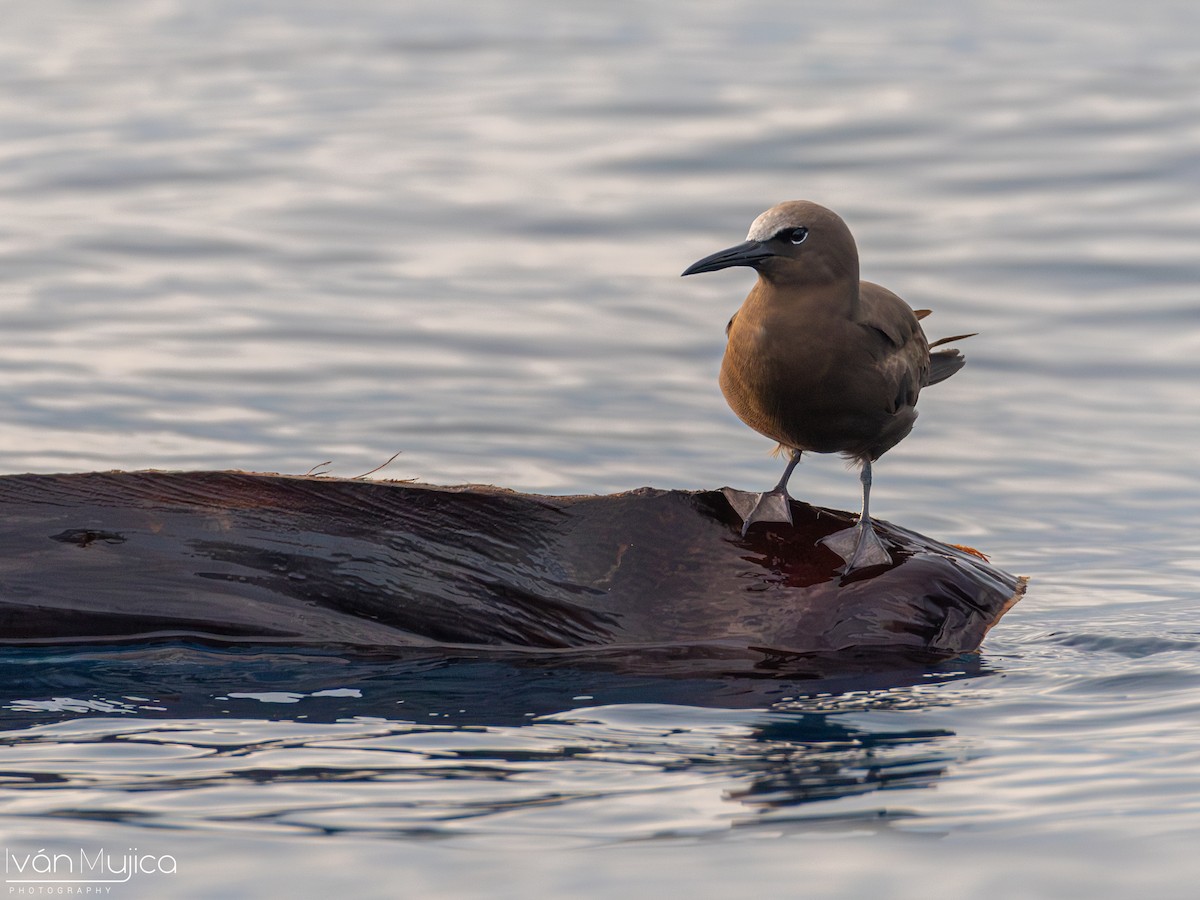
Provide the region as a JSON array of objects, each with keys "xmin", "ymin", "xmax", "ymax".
[{"xmin": 2, "ymin": 1, "xmax": 1200, "ymax": 897}]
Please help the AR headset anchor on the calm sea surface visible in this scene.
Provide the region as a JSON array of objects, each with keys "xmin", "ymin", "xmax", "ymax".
[{"xmin": 2, "ymin": 1, "xmax": 1199, "ymax": 897}]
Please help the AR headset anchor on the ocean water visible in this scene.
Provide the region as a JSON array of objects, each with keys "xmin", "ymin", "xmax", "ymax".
[{"xmin": 1, "ymin": 1, "xmax": 1199, "ymax": 897}]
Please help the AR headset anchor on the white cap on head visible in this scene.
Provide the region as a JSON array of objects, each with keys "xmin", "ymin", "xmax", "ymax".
[{"xmin": 746, "ymin": 205, "xmax": 799, "ymax": 242}]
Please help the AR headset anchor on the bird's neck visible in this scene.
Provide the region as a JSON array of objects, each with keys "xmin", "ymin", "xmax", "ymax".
[
  {"xmin": 759, "ymin": 253, "xmax": 859, "ymax": 289},
  {"xmin": 752, "ymin": 273, "xmax": 860, "ymax": 319}
]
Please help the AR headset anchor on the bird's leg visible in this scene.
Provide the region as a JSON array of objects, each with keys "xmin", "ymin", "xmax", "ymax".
[
  {"xmin": 722, "ymin": 449, "xmax": 801, "ymax": 536},
  {"xmin": 817, "ymin": 460, "xmax": 892, "ymax": 572}
]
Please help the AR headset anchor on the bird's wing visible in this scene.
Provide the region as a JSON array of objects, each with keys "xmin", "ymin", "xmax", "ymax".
[
  {"xmin": 856, "ymin": 281, "xmax": 923, "ymax": 350},
  {"xmin": 929, "ymin": 331, "xmax": 977, "ymax": 348},
  {"xmin": 855, "ymin": 281, "xmax": 929, "ymax": 412}
]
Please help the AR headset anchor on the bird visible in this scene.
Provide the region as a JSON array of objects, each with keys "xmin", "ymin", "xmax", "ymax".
[{"xmin": 681, "ymin": 200, "xmax": 973, "ymax": 573}]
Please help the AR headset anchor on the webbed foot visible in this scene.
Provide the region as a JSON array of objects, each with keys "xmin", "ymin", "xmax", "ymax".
[
  {"xmin": 818, "ymin": 520, "xmax": 892, "ymax": 572},
  {"xmin": 721, "ymin": 487, "xmax": 794, "ymax": 537}
]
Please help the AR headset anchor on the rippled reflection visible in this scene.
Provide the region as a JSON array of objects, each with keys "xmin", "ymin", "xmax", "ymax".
[{"xmin": 0, "ymin": 646, "xmax": 977, "ymax": 840}]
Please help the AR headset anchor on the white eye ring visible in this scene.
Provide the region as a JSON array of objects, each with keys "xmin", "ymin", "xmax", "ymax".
[{"xmin": 788, "ymin": 227, "xmax": 809, "ymax": 245}]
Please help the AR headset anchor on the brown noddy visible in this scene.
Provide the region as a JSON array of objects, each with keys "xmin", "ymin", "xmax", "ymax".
[{"xmin": 681, "ymin": 200, "xmax": 973, "ymax": 573}]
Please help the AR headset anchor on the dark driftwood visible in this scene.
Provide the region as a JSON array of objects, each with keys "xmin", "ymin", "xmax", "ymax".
[{"xmin": 0, "ymin": 471, "xmax": 1023, "ymax": 671}]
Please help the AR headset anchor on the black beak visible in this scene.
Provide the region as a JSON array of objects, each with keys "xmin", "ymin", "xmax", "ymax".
[{"xmin": 681, "ymin": 240, "xmax": 774, "ymax": 276}]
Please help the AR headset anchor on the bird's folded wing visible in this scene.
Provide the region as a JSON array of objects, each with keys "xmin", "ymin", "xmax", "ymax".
[{"xmin": 856, "ymin": 281, "xmax": 922, "ymax": 349}]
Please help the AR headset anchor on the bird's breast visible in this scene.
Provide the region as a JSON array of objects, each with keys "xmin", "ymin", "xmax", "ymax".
[{"xmin": 720, "ymin": 305, "xmax": 909, "ymax": 456}]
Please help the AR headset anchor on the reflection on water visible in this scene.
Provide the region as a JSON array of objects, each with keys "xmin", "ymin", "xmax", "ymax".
[
  {"xmin": 0, "ymin": 646, "xmax": 972, "ymax": 841},
  {"xmin": 0, "ymin": 645, "xmax": 989, "ymax": 726}
]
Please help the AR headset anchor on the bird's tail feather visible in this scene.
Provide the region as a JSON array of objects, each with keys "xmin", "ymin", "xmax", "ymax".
[
  {"xmin": 926, "ymin": 332, "xmax": 976, "ymax": 386},
  {"xmin": 927, "ymin": 349, "xmax": 965, "ymax": 385}
]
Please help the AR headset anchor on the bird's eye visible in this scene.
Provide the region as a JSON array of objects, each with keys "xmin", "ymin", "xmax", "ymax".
[{"xmin": 787, "ymin": 227, "xmax": 809, "ymax": 245}]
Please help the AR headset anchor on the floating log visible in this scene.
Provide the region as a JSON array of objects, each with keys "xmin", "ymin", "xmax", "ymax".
[{"xmin": 0, "ymin": 471, "xmax": 1023, "ymax": 673}]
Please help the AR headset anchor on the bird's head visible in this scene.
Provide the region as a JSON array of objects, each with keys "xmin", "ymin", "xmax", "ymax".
[{"xmin": 681, "ymin": 200, "xmax": 859, "ymax": 286}]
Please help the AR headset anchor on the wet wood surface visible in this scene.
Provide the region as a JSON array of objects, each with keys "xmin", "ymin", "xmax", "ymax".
[{"xmin": 0, "ymin": 471, "xmax": 1024, "ymax": 671}]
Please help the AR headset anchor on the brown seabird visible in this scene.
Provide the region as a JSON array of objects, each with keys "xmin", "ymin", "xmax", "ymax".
[{"xmin": 682, "ymin": 200, "xmax": 973, "ymax": 572}]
